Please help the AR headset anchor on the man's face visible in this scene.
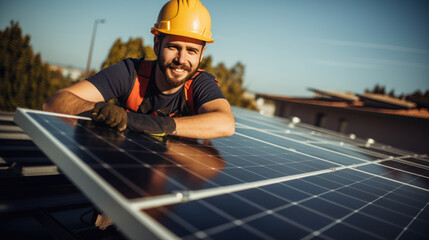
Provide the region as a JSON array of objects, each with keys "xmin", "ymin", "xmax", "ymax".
[{"xmin": 156, "ymin": 35, "xmax": 206, "ymax": 88}]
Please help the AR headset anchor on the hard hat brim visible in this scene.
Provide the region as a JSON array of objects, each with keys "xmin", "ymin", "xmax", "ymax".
[{"xmin": 151, "ymin": 28, "xmax": 214, "ymax": 43}]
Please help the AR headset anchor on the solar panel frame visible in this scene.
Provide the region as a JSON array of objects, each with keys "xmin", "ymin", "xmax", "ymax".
[
  {"xmin": 14, "ymin": 108, "xmax": 177, "ymax": 239},
  {"xmin": 142, "ymin": 168, "xmax": 429, "ymax": 239},
  {"xmin": 14, "ymin": 107, "xmax": 429, "ymax": 240}
]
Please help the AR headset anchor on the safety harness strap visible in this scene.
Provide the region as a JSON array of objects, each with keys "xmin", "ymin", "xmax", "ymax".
[
  {"xmin": 126, "ymin": 60, "xmax": 216, "ymax": 115},
  {"xmin": 126, "ymin": 60, "xmax": 153, "ymax": 112},
  {"xmin": 183, "ymin": 69, "xmax": 219, "ymax": 115},
  {"xmin": 183, "ymin": 70, "xmax": 201, "ymax": 115}
]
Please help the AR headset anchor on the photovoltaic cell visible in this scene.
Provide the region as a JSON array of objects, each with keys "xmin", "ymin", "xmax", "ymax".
[
  {"xmin": 404, "ymin": 157, "xmax": 429, "ymax": 167},
  {"xmin": 14, "ymin": 107, "xmax": 429, "ymax": 240},
  {"xmin": 143, "ymin": 169, "xmax": 429, "ymax": 239}
]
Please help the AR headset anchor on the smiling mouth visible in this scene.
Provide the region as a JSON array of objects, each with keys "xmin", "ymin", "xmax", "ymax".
[
  {"xmin": 173, "ymin": 68, "xmax": 184, "ymax": 73},
  {"xmin": 170, "ymin": 67, "xmax": 187, "ymax": 75}
]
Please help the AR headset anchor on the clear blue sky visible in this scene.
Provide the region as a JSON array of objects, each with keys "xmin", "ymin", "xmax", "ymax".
[{"xmin": 1, "ymin": 0, "xmax": 428, "ymax": 96}]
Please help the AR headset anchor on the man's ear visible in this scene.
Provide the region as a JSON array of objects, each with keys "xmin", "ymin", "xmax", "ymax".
[
  {"xmin": 200, "ymin": 45, "xmax": 207, "ymax": 62},
  {"xmin": 154, "ymin": 36, "xmax": 160, "ymax": 57}
]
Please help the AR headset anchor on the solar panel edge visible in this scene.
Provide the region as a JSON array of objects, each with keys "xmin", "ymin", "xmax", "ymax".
[
  {"xmin": 14, "ymin": 108, "xmax": 429, "ymax": 239},
  {"xmin": 130, "ymin": 169, "xmax": 332, "ymax": 210},
  {"xmin": 234, "ymin": 107, "xmax": 417, "ymax": 157},
  {"xmin": 147, "ymin": 167, "xmax": 429, "ymax": 240},
  {"xmin": 237, "ymin": 127, "xmax": 406, "ymax": 164},
  {"xmin": 131, "ymin": 161, "xmax": 395, "ymax": 210},
  {"xmin": 13, "ymin": 108, "xmax": 178, "ymax": 240},
  {"xmin": 353, "ymin": 166, "xmax": 429, "ymax": 192},
  {"xmin": 234, "ymin": 124, "xmax": 429, "ymax": 190}
]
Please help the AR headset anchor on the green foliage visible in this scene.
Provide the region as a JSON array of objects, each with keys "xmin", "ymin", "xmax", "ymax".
[
  {"xmin": 365, "ymin": 84, "xmax": 429, "ymax": 99},
  {"xmin": 409, "ymin": 89, "xmax": 429, "ymax": 97},
  {"xmin": 101, "ymin": 37, "xmax": 156, "ymax": 69},
  {"xmin": 0, "ymin": 21, "xmax": 72, "ymax": 111},
  {"xmin": 365, "ymin": 84, "xmax": 386, "ymax": 95},
  {"xmin": 199, "ymin": 55, "xmax": 213, "ymax": 73},
  {"xmin": 200, "ymin": 56, "xmax": 257, "ymax": 110}
]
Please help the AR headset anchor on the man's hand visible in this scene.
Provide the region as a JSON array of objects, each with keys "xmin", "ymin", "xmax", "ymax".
[
  {"xmin": 91, "ymin": 102, "xmax": 127, "ymax": 131},
  {"xmin": 91, "ymin": 102, "xmax": 176, "ymax": 135},
  {"xmin": 127, "ymin": 112, "xmax": 176, "ymax": 136}
]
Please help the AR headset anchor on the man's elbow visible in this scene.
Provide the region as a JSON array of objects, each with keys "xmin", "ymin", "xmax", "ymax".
[
  {"xmin": 225, "ymin": 124, "xmax": 235, "ymax": 137},
  {"xmin": 42, "ymin": 90, "xmax": 70, "ymax": 113},
  {"xmin": 42, "ymin": 93, "xmax": 59, "ymax": 112},
  {"xmin": 219, "ymin": 117, "xmax": 235, "ymax": 137},
  {"xmin": 42, "ymin": 100, "xmax": 52, "ymax": 112},
  {"xmin": 41, "ymin": 90, "xmax": 75, "ymax": 114}
]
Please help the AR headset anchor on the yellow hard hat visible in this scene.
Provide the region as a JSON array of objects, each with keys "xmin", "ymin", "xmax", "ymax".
[{"xmin": 151, "ymin": 0, "xmax": 214, "ymax": 43}]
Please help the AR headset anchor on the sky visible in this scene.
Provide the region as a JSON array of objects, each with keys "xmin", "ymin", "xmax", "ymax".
[{"xmin": 1, "ymin": 0, "xmax": 428, "ymax": 97}]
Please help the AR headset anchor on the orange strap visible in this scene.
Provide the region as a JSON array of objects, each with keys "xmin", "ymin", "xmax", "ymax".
[
  {"xmin": 184, "ymin": 80, "xmax": 195, "ymax": 115},
  {"xmin": 126, "ymin": 61, "xmax": 153, "ymax": 112},
  {"xmin": 184, "ymin": 69, "xmax": 220, "ymax": 115},
  {"xmin": 126, "ymin": 63, "xmax": 217, "ymax": 115}
]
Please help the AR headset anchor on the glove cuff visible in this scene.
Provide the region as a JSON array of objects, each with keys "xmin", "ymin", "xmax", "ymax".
[
  {"xmin": 127, "ymin": 112, "xmax": 177, "ymax": 135},
  {"xmin": 94, "ymin": 101, "xmax": 107, "ymax": 109},
  {"xmin": 160, "ymin": 116, "xmax": 176, "ymax": 135}
]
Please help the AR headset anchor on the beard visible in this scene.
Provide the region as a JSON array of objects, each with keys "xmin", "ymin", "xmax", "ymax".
[{"xmin": 157, "ymin": 54, "xmax": 199, "ymax": 88}]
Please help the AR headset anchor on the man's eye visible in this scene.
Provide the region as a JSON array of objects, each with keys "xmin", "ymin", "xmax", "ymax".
[{"xmin": 166, "ymin": 45, "xmax": 178, "ymax": 50}]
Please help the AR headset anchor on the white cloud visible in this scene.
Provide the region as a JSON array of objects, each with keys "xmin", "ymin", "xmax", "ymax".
[
  {"xmin": 317, "ymin": 39, "xmax": 429, "ymax": 55},
  {"xmin": 354, "ymin": 57, "xmax": 429, "ymax": 69},
  {"xmin": 314, "ymin": 60, "xmax": 378, "ymax": 69}
]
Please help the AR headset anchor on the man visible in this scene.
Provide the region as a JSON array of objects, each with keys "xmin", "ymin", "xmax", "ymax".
[{"xmin": 43, "ymin": 0, "xmax": 235, "ymax": 139}]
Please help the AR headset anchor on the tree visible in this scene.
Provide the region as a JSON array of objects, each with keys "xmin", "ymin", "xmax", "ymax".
[
  {"xmin": 199, "ymin": 55, "xmax": 213, "ymax": 73},
  {"xmin": 200, "ymin": 57, "xmax": 257, "ymax": 110},
  {"xmin": 365, "ymin": 84, "xmax": 387, "ymax": 95},
  {"xmin": 101, "ymin": 37, "xmax": 156, "ymax": 69},
  {"xmin": 0, "ymin": 21, "xmax": 71, "ymax": 111},
  {"xmin": 0, "ymin": 21, "xmax": 39, "ymax": 110},
  {"xmin": 365, "ymin": 84, "xmax": 429, "ymax": 106},
  {"xmin": 411, "ymin": 90, "xmax": 423, "ymax": 97},
  {"xmin": 373, "ymin": 84, "xmax": 386, "ymax": 94}
]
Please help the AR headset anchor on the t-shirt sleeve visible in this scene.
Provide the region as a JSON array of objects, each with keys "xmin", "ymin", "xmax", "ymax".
[
  {"xmin": 87, "ymin": 58, "xmax": 138, "ymax": 102},
  {"xmin": 192, "ymin": 71, "xmax": 226, "ymax": 111}
]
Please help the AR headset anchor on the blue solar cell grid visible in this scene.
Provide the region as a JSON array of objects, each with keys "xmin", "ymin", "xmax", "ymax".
[{"xmin": 14, "ymin": 107, "xmax": 429, "ymax": 240}]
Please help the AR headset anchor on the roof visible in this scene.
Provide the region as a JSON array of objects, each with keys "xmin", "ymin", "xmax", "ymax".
[
  {"xmin": 257, "ymin": 93, "xmax": 429, "ymax": 119},
  {"xmin": 308, "ymin": 88, "xmax": 359, "ymax": 102},
  {"xmin": 358, "ymin": 93, "xmax": 416, "ymax": 109},
  {"xmin": 406, "ymin": 95, "xmax": 429, "ymax": 108}
]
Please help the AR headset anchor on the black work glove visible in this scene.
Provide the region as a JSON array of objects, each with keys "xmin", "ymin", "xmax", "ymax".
[
  {"xmin": 91, "ymin": 102, "xmax": 127, "ymax": 131},
  {"xmin": 127, "ymin": 111, "xmax": 176, "ymax": 136}
]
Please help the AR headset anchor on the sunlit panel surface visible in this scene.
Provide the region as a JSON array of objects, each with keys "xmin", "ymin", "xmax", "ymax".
[{"xmin": 15, "ymin": 107, "xmax": 429, "ymax": 240}]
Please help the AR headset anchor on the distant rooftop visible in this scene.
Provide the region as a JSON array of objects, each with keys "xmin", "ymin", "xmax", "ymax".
[
  {"xmin": 49, "ymin": 64, "xmax": 84, "ymax": 81},
  {"xmin": 256, "ymin": 89, "xmax": 429, "ymax": 119},
  {"xmin": 307, "ymin": 88, "xmax": 359, "ymax": 103},
  {"xmin": 358, "ymin": 92, "xmax": 416, "ymax": 109}
]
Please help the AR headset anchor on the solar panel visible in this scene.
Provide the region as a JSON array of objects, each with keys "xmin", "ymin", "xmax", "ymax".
[{"xmin": 14, "ymin": 107, "xmax": 429, "ymax": 239}]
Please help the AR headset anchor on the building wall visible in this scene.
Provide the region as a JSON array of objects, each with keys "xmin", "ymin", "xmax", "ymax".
[{"xmin": 275, "ymin": 101, "xmax": 429, "ymax": 154}]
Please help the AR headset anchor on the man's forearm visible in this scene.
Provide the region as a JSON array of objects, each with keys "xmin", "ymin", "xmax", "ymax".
[
  {"xmin": 43, "ymin": 90, "xmax": 97, "ymax": 115},
  {"xmin": 125, "ymin": 110, "xmax": 234, "ymax": 139},
  {"xmin": 173, "ymin": 111, "xmax": 235, "ymax": 139}
]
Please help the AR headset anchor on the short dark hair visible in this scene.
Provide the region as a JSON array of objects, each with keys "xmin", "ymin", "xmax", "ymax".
[{"xmin": 156, "ymin": 33, "xmax": 206, "ymax": 48}]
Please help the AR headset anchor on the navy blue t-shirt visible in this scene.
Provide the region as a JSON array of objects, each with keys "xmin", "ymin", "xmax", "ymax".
[{"xmin": 88, "ymin": 58, "xmax": 224, "ymax": 115}]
